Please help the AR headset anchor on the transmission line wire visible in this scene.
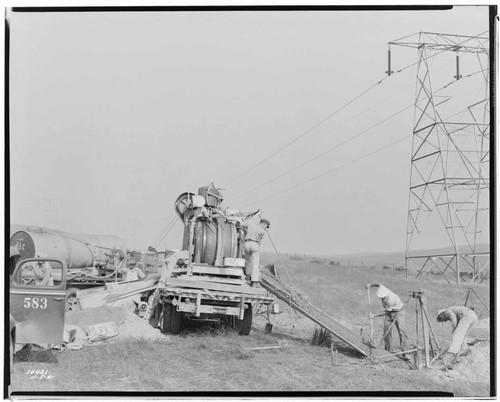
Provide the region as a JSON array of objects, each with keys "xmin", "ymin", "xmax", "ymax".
[
  {"xmin": 223, "ymin": 46, "xmax": 453, "ymax": 190},
  {"xmin": 231, "ymin": 64, "xmax": 486, "ymax": 205},
  {"xmin": 231, "ymin": 104, "xmax": 413, "ymax": 202},
  {"xmin": 223, "ymin": 76, "xmax": 389, "ymax": 188},
  {"xmin": 240, "ymin": 134, "xmax": 412, "ymax": 208},
  {"xmin": 292, "ymin": 79, "xmax": 416, "ymax": 153}
]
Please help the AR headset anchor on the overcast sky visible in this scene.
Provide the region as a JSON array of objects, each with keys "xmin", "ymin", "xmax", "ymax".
[{"xmin": 8, "ymin": 5, "xmax": 490, "ymax": 255}]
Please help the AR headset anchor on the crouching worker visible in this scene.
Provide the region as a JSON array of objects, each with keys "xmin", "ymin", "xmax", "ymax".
[
  {"xmin": 366, "ymin": 283, "xmax": 408, "ymax": 358},
  {"xmin": 243, "ymin": 213, "xmax": 270, "ymax": 287},
  {"xmin": 437, "ymin": 306, "xmax": 478, "ymax": 369}
]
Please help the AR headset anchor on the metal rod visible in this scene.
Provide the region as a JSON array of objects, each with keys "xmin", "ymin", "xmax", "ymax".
[
  {"xmin": 373, "ymin": 348, "xmax": 418, "ymax": 360},
  {"xmin": 415, "ymin": 297, "xmax": 421, "ymax": 368},
  {"xmin": 419, "ymin": 296, "xmax": 431, "ymax": 367}
]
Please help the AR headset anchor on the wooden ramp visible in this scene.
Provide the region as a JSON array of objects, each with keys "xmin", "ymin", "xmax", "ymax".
[{"xmin": 260, "ymin": 266, "xmax": 369, "ymax": 358}]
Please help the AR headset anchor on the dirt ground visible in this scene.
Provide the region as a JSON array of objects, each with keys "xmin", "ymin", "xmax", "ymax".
[
  {"xmin": 254, "ymin": 304, "xmax": 491, "ymax": 386},
  {"xmin": 10, "ymin": 310, "xmax": 491, "ymax": 396},
  {"xmin": 9, "ymin": 260, "xmax": 493, "ymax": 397}
]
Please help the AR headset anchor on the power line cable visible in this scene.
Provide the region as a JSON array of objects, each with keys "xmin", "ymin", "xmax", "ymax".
[
  {"xmin": 231, "ymin": 104, "xmax": 413, "ymax": 203},
  {"xmin": 223, "ymin": 46, "xmax": 453, "ymax": 190},
  {"xmin": 240, "ymin": 134, "xmax": 412, "ymax": 208},
  {"xmin": 223, "ymin": 77, "xmax": 389, "ymax": 188},
  {"xmin": 293, "ymin": 79, "xmax": 416, "ymax": 153},
  {"xmin": 231, "ymin": 65, "xmax": 486, "ymax": 205}
]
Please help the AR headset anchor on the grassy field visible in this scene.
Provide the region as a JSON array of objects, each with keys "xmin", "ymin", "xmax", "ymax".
[{"xmin": 9, "ymin": 253, "xmax": 492, "ymax": 397}]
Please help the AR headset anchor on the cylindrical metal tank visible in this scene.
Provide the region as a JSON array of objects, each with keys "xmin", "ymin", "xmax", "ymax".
[
  {"xmin": 10, "ymin": 229, "xmax": 126, "ymax": 269},
  {"xmin": 187, "ymin": 217, "xmax": 238, "ymax": 266}
]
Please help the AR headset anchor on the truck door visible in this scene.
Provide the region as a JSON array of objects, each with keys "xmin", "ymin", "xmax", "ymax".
[{"xmin": 10, "ymin": 259, "xmax": 67, "ymax": 344}]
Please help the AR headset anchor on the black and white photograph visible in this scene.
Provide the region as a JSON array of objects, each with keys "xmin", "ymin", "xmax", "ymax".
[{"xmin": 5, "ymin": 4, "xmax": 494, "ymax": 398}]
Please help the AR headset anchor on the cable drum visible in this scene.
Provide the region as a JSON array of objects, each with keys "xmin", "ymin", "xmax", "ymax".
[{"xmin": 186, "ymin": 218, "xmax": 238, "ymax": 267}]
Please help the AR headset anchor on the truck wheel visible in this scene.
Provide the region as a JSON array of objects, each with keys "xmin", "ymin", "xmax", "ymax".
[
  {"xmin": 161, "ymin": 302, "xmax": 182, "ymax": 334},
  {"xmin": 65, "ymin": 288, "xmax": 80, "ymax": 311},
  {"xmin": 235, "ymin": 304, "xmax": 253, "ymax": 335}
]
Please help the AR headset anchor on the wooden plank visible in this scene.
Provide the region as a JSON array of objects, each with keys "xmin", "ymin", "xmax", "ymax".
[
  {"xmin": 260, "ymin": 272, "xmax": 369, "ymax": 357},
  {"xmin": 191, "ymin": 265, "xmax": 244, "ymax": 277},
  {"xmin": 223, "ymin": 257, "xmax": 245, "ymax": 268},
  {"xmin": 180, "ymin": 274, "xmax": 244, "ymax": 286},
  {"xmin": 165, "ymin": 276, "xmax": 268, "ymax": 296}
]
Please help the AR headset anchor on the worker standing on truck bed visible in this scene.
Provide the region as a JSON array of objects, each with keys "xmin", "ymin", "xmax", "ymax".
[
  {"xmin": 437, "ymin": 306, "xmax": 478, "ymax": 369},
  {"xmin": 366, "ymin": 283, "xmax": 408, "ymax": 357},
  {"xmin": 243, "ymin": 214, "xmax": 270, "ymax": 287}
]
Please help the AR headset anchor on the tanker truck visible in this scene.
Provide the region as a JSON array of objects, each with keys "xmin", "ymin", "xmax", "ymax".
[
  {"xmin": 9, "ymin": 226, "xmax": 165, "ymax": 309},
  {"xmin": 142, "ymin": 184, "xmax": 274, "ymax": 335}
]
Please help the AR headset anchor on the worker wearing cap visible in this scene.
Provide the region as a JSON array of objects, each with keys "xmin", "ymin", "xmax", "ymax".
[
  {"xmin": 436, "ymin": 306, "xmax": 478, "ymax": 368},
  {"xmin": 366, "ymin": 283, "xmax": 408, "ymax": 354},
  {"xmin": 243, "ymin": 214, "xmax": 270, "ymax": 286},
  {"xmin": 28, "ymin": 254, "xmax": 54, "ymax": 286},
  {"xmin": 120, "ymin": 260, "xmax": 145, "ymax": 282}
]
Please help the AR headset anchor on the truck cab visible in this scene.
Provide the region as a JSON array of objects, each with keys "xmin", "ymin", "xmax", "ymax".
[{"xmin": 10, "ymin": 256, "xmax": 67, "ymax": 348}]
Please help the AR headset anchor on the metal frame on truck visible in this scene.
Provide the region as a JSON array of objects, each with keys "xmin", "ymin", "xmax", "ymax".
[{"xmin": 142, "ymin": 185, "xmax": 275, "ymax": 335}]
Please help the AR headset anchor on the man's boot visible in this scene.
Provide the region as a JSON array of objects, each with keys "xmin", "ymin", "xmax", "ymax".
[{"xmin": 442, "ymin": 352, "xmax": 455, "ymax": 370}]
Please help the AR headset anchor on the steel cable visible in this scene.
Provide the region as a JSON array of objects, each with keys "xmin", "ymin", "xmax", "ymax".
[
  {"xmin": 234, "ymin": 63, "xmax": 486, "ymax": 207},
  {"xmin": 223, "ymin": 45, "xmax": 458, "ymax": 190},
  {"xmin": 231, "ymin": 104, "xmax": 414, "ymax": 203},
  {"xmin": 241, "ymin": 134, "xmax": 412, "ymax": 208}
]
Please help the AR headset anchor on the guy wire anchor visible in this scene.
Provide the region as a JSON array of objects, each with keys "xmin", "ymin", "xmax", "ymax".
[{"xmin": 409, "ymin": 290, "xmax": 448, "ymax": 370}]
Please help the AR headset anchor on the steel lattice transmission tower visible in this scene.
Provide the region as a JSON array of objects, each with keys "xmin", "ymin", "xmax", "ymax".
[{"xmin": 389, "ymin": 32, "xmax": 490, "ymax": 285}]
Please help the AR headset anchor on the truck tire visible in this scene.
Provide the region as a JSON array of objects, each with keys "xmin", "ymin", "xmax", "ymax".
[
  {"xmin": 235, "ymin": 304, "xmax": 253, "ymax": 335},
  {"xmin": 161, "ymin": 301, "xmax": 182, "ymax": 334}
]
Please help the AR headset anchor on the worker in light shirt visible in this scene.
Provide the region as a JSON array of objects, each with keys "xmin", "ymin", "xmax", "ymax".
[
  {"xmin": 366, "ymin": 283, "xmax": 408, "ymax": 356},
  {"xmin": 437, "ymin": 305, "xmax": 478, "ymax": 368},
  {"xmin": 243, "ymin": 213, "xmax": 270, "ymax": 287}
]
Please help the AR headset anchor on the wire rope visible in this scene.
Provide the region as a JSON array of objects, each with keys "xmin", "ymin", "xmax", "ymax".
[
  {"xmin": 232, "ymin": 64, "xmax": 486, "ymax": 206},
  {"xmin": 152, "ymin": 212, "xmax": 178, "ymax": 247},
  {"xmin": 240, "ymin": 134, "xmax": 412, "ymax": 208},
  {"xmin": 223, "ymin": 46, "xmax": 455, "ymax": 191},
  {"xmin": 154, "ymin": 215, "xmax": 180, "ymax": 249},
  {"xmin": 231, "ymin": 104, "xmax": 413, "ymax": 203},
  {"xmin": 223, "ymin": 77, "xmax": 389, "ymax": 188}
]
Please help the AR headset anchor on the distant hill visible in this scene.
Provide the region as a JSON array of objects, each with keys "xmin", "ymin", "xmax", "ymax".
[{"xmin": 264, "ymin": 243, "xmax": 491, "ymax": 268}]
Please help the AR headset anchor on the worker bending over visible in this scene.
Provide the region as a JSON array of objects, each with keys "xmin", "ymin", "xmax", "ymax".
[
  {"xmin": 437, "ymin": 306, "xmax": 478, "ymax": 368},
  {"xmin": 367, "ymin": 283, "xmax": 408, "ymax": 357},
  {"xmin": 243, "ymin": 213, "xmax": 270, "ymax": 287}
]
